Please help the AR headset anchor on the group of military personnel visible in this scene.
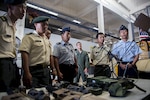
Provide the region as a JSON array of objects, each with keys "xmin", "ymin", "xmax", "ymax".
[{"xmin": 0, "ymin": 0, "xmax": 142, "ymax": 93}]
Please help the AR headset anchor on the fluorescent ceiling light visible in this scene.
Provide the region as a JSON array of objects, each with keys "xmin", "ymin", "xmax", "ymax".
[
  {"xmin": 94, "ymin": 0, "xmax": 109, "ymax": 5},
  {"xmin": 93, "ymin": 27, "xmax": 99, "ymax": 30},
  {"xmin": 101, "ymin": 0, "xmax": 109, "ymax": 5},
  {"xmin": 94, "ymin": 0, "xmax": 100, "ymax": 3},
  {"xmin": 122, "ymin": 14, "xmax": 128, "ymax": 18},
  {"xmin": 130, "ymin": 19, "xmax": 135, "ymax": 23},
  {"xmin": 73, "ymin": 20, "xmax": 81, "ymax": 24},
  {"xmin": 27, "ymin": 3, "xmax": 58, "ymax": 16},
  {"xmin": 57, "ymin": 28, "xmax": 62, "ymax": 31}
]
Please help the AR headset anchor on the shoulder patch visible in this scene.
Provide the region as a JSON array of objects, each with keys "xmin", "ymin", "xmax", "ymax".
[
  {"xmin": 26, "ymin": 33, "xmax": 33, "ymax": 35},
  {"xmin": 0, "ymin": 16, "xmax": 7, "ymax": 21},
  {"xmin": 69, "ymin": 43, "xmax": 73, "ymax": 46},
  {"xmin": 56, "ymin": 42, "xmax": 61, "ymax": 45},
  {"xmin": 114, "ymin": 42, "xmax": 117, "ymax": 45},
  {"xmin": 93, "ymin": 46, "xmax": 96, "ymax": 48},
  {"xmin": 49, "ymin": 42, "xmax": 52, "ymax": 46}
]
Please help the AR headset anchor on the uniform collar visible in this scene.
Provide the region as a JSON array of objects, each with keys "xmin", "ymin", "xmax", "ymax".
[
  {"xmin": 61, "ymin": 40, "xmax": 69, "ymax": 46},
  {"xmin": 120, "ymin": 40, "xmax": 130, "ymax": 43},
  {"xmin": 5, "ymin": 14, "xmax": 13, "ymax": 27},
  {"xmin": 32, "ymin": 30, "xmax": 39, "ymax": 36},
  {"xmin": 97, "ymin": 44, "xmax": 105, "ymax": 49},
  {"xmin": 32, "ymin": 30, "xmax": 47, "ymax": 38},
  {"xmin": 77, "ymin": 49, "xmax": 82, "ymax": 53},
  {"xmin": 5, "ymin": 14, "xmax": 17, "ymax": 33}
]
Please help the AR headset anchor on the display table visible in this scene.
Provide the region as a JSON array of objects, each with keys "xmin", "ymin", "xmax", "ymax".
[
  {"xmin": 81, "ymin": 79, "xmax": 150, "ymax": 100},
  {"xmin": 0, "ymin": 88, "xmax": 54, "ymax": 100},
  {"xmin": 0, "ymin": 79, "xmax": 150, "ymax": 100}
]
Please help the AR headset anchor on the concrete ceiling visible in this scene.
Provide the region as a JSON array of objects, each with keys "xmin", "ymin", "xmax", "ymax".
[
  {"xmin": 2, "ymin": 0, "xmax": 150, "ymax": 43},
  {"xmin": 22, "ymin": 0, "xmax": 150, "ymax": 42}
]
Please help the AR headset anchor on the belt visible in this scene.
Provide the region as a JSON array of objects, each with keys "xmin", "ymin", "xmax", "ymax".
[
  {"xmin": 30, "ymin": 64, "xmax": 48, "ymax": 69},
  {"xmin": 121, "ymin": 62, "xmax": 132, "ymax": 64},
  {"xmin": 95, "ymin": 64, "xmax": 109, "ymax": 67},
  {"xmin": 60, "ymin": 64, "xmax": 75, "ymax": 67},
  {"xmin": 0, "ymin": 57, "xmax": 14, "ymax": 61},
  {"xmin": 37, "ymin": 64, "xmax": 49, "ymax": 67}
]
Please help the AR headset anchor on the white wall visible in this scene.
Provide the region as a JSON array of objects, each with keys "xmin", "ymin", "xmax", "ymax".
[{"xmin": 24, "ymin": 28, "xmax": 96, "ymax": 52}]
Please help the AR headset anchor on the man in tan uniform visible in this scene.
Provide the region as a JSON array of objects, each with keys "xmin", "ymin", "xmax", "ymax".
[
  {"xmin": 90, "ymin": 32, "xmax": 111, "ymax": 77},
  {"xmin": 45, "ymin": 30, "xmax": 57, "ymax": 79},
  {"xmin": 19, "ymin": 16, "xmax": 55, "ymax": 88},
  {"xmin": 0, "ymin": 0, "xmax": 26, "ymax": 92}
]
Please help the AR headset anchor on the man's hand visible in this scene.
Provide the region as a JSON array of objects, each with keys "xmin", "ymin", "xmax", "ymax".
[
  {"xmin": 23, "ymin": 72, "xmax": 32, "ymax": 88},
  {"xmin": 75, "ymin": 67, "xmax": 78, "ymax": 75},
  {"xmin": 57, "ymin": 71, "xmax": 63, "ymax": 80},
  {"xmin": 119, "ymin": 63, "xmax": 126, "ymax": 70},
  {"xmin": 84, "ymin": 68, "xmax": 88, "ymax": 73},
  {"xmin": 127, "ymin": 63, "xmax": 133, "ymax": 68},
  {"xmin": 52, "ymin": 69, "xmax": 57, "ymax": 76}
]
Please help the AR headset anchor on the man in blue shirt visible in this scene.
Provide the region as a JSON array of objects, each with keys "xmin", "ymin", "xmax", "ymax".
[
  {"xmin": 53, "ymin": 27, "xmax": 78, "ymax": 83},
  {"xmin": 112, "ymin": 25, "xmax": 142, "ymax": 78}
]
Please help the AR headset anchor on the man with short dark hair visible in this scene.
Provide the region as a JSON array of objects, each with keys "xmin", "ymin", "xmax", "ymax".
[
  {"xmin": 74, "ymin": 42, "xmax": 90, "ymax": 83},
  {"xmin": 90, "ymin": 32, "xmax": 111, "ymax": 77},
  {"xmin": 45, "ymin": 30, "xmax": 57, "ymax": 78},
  {"xmin": 112, "ymin": 25, "xmax": 142, "ymax": 78},
  {"xmin": 53, "ymin": 27, "xmax": 78, "ymax": 83},
  {"xmin": 19, "ymin": 16, "xmax": 54, "ymax": 88},
  {"xmin": 0, "ymin": 0, "xmax": 26, "ymax": 92}
]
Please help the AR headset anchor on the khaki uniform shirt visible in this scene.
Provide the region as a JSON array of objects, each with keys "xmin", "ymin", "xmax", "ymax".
[
  {"xmin": 19, "ymin": 31, "xmax": 52, "ymax": 66},
  {"xmin": 0, "ymin": 14, "xmax": 16, "ymax": 58},
  {"xmin": 90, "ymin": 45, "xmax": 110, "ymax": 65}
]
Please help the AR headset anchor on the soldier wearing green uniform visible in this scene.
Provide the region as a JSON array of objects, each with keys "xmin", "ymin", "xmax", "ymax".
[
  {"xmin": 90, "ymin": 33, "xmax": 111, "ymax": 77},
  {"xmin": 74, "ymin": 42, "xmax": 90, "ymax": 83}
]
